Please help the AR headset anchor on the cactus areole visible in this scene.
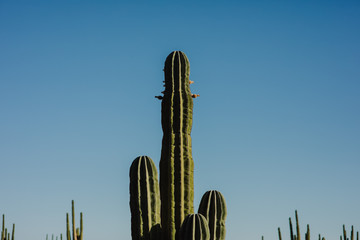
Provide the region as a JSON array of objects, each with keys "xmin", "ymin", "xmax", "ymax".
[{"xmin": 160, "ymin": 51, "xmax": 195, "ymax": 240}]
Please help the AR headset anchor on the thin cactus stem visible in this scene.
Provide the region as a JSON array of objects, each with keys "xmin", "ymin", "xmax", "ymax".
[
  {"xmin": 295, "ymin": 211, "xmax": 301, "ymax": 240},
  {"xmin": 351, "ymin": 226, "xmax": 354, "ymax": 240},
  {"xmin": 72, "ymin": 200, "xmax": 77, "ymax": 240},
  {"xmin": 79, "ymin": 212, "xmax": 83, "ymax": 240},
  {"xmin": 305, "ymin": 224, "xmax": 310, "ymax": 240},
  {"xmin": 278, "ymin": 228, "xmax": 282, "ymax": 240},
  {"xmin": 61, "ymin": 234, "xmax": 63, "ymax": 240},
  {"xmin": 289, "ymin": 218, "xmax": 294, "ymax": 240},
  {"xmin": 2, "ymin": 215, "xmax": 5, "ymax": 240},
  {"xmin": 66, "ymin": 213, "xmax": 70, "ymax": 240}
]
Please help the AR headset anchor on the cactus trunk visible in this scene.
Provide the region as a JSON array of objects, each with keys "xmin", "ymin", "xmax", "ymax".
[{"xmin": 160, "ymin": 51, "xmax": 194, "ymax": 240}]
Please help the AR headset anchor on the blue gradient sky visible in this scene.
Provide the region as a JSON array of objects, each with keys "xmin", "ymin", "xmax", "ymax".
[{"xmin": 1, "ymin": 1, "xmax": 359, "ymax": 240}]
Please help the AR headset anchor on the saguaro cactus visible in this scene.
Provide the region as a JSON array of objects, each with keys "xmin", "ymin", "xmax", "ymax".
[
  {"xmin": 129, "ymin": 156, "xmax": 161, "ymax": 240},
  {"xmin": 129, "ymin": 51, "xmax": 225, "ymax": 240},
  {"xmin": 179, "ymin": 214, "xmax": 210, "ymax": 240},
  {"xmin": 198, "ymin": 190, "xmax": 227, "ymax": 240},
  {"xmin": 66, "ymin": 200, "xmax": 83, "ymax": 240},
  {"xmin": 159, "ymin": 51, "xmax": 195, "ymax": 240}
]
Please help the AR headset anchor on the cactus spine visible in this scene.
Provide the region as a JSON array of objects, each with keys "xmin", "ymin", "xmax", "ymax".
[
  {"xmin": 179, "ymin": 214, "xmax": 210, "ymax": 240},
  {"xmin": 129, "ymin": 156, "xmax": 161, "ymax": 240},
  {"xmin": 198, "ymin": 190, "xmax": 227, "ymax": 240},
  {"xmin": 160, "ymin": 51, "xmax": 195, "ymax": 240}
]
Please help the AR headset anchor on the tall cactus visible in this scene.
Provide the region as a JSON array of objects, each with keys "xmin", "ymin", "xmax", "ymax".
[
  {"xmin": 66, "ymin": 200, "xmax": 83, "ymax": 240},
  {"xmin": 159, "ymin": 51, "xmax": 195, "ymax": 240},
  {"xmin": 179, "ymin": 214, "xmax": 210, "ymax": 240},
  {"xmin": 129, "ymin": 156, "xmax": 161, "ymax": 240},
  {"xmin": 129, "ymin": 51, "xmax": 226, "ymax": 240},
  {"xmin": 198, "ymin": 190, "xmax": 227, "ymax": 240}
]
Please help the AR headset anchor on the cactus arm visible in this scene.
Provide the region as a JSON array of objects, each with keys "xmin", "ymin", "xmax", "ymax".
[
  {"xmin": 66, "ymin": 213, "xmax": 70, "ymax": 240},
  {"xmin": 2, "ymin": 214, "xmax": 4, "ymax": 240},
  {"xmin": 305, "ymin": 224, "xmax": 310, "ymax": 240},
  {"xmin": 289, "ymin": 218, "xmax": 294, "ymax": 240},
  {"xmin": 295, "ymin": 210, "xmax": 301, "ymax": 240},
  {"xmin": 11, "ymin": 224, "xmax": 14, "ymax": 240},
  {"xmin": 160, "ymin": 50, "xmax": 194, "ymax": 240},
  {"xmin": 129, "ymin": 156, "xmax": 161, "ymax": 240},
  {"xmin": 278, "ymin": 228, "xmax": 282, "ymax": 240},
  {"xmin": 198, "ymin": 190, "xmax": 227, "ymax": 240},
  {"xmin": 179, "ymin": 214, "xmax": 210, "ymax": 240},
  {"xmin": 80, "ymin": 213, "xmax": 83, "ymax": 240}
]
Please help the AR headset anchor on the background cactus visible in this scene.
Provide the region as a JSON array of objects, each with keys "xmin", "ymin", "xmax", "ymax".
[
  {"xmin": 1, "ymin": 215, "xmax": 14, "ymax": 240},
  {"xmin": 66, "ymin": 200, "xmax": 83, "ymax": 240},
  {"xmin": 159, "ymin": 51, "xmax": 195, "ymax": 240},
  {"xmin": 129, "ymin": 156, "xmax": 161, "ymax": 240},
  {"xmin": 198, "ymin": 190, "xmax": 227, "ymax": 240},
  {"xmin": 178, "ymin": 214, "xmax": 210, "ymax": 240}
]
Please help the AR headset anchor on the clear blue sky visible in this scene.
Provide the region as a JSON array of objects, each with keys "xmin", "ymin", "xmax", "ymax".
[{"xmin": 1, "ymin": 1, "xmax": 359, "ymax": 240}]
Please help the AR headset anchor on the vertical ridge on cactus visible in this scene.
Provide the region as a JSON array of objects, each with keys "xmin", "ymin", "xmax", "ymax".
[
  {"xmin": 129, "ymin": 156, "xmax": 161, "ymax": 240},
  {"xmin": 160, "ymin": 51, "xmax": 194, "ymax": 240}
]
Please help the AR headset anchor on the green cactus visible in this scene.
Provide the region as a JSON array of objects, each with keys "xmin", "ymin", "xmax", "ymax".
[
  {"xmin": 1, "ymin": 215, "xmax": 14, "ymax": 240},
  {"xmin": 179, "ymin": 214, "xmax": 210, "ymax": 240},
  {"xmin": 129, "ymin": 51, "xmax": 226, "ymax": 240},
  {"xmin": 198, "ymin": 190, "xmax": 227, "ymax": 240},
  {"xmin": 66, "ymin": 200, "xmax": 83, "ymax": 240},
  {"xmin": 129, "ymin": 156, "xmax": 161, "ymax": 240},
  {"xmin": 159, "ymin": 50, "xmax": 196, "ymax": 240}
]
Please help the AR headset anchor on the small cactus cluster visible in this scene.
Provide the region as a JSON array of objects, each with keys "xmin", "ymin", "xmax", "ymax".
[
  {"xmin": 274, "ymin": 211, "xmax": 359, "ymax": 240},
  {"xmin": 129, "ymin": 51, "xmax": 227, "ymax": 240},
  {"xmin": 1, "ymin": 215, "xmax": 14, "ymax": 240},
  {"xmin": 66, "ymin": 200, "xmax": 83, "ymax": 240},
  {"xmin": 46, "ymin": 234, "xmax": 63, "ymax": 240}
]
